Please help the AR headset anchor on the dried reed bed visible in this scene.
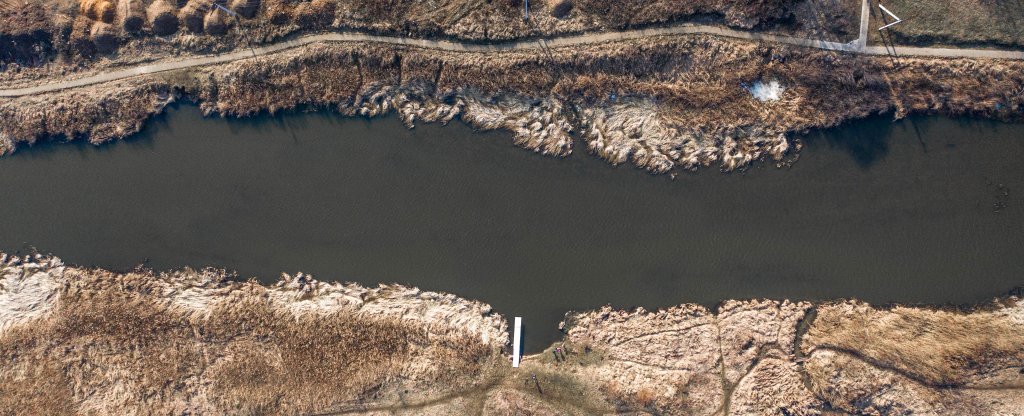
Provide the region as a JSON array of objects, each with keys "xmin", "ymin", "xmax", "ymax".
[
  {"xmin": 0, "ymin": 256, "xmax": 504, "ymax": 413},
  {"xmin": 3, "ymin": 35, "xmax": 1024, "ymax": 172},
  {"xmin": 804, "ymin": 300, "xmax": 1024, "ymax": 386},
  {"xmin": 2, "ymin": 254, "xmax": 1022, "ymax": 413},
  {"xmin": 573, "ymin": 0, "xmax": 797, "ymax": 29}
]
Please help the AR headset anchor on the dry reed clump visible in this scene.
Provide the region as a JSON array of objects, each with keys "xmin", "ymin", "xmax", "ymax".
[
  {"xmin": 179, "ymin": 0, "xmax": 207, "ymax": 33},
  {"xmin": 293, "ymin": 0, "xmax": 335, "ymax": 28},
  {"xmin": 117, "ymin": 0, "xmax": 145, "ymax": 33},
  {"xmin": 67, "ymin": 14, "xmax": 98, "ymax": 57},
  {"xmin": 262, "ymin": 0, "xmax": 293, "ymax": 25},
  {"xmin": 547, "ymin": 0, "xmax": 573, "ymax": 18},
  {"xmin": 89, "ymin": 21, "xmax": 119, "ymax": 53},
  {"xmin": 0, "ymin": 3, "xmax": 53, "ymax": 64},
  {"xmin": 79, "ymin": 0, "xmax": 116, "ymax": 23},
  {"xmin": 228, "ymin": 0, "xmax": 261, "ymax": 18},
  {"xmin": 146, "ymin": 0, "xmax": 179, "ymax": 36},
  {"xmin": 804, "ymin": 300, "xmax": 1024, "ymax": 386},
  {"xmin": 204, "ymin": 9, "xmax": 230, "ymax": 35}
]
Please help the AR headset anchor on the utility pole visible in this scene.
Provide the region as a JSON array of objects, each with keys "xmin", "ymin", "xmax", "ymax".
[{"xmin": 524, "ymin": 0, "xmax": 528, "ymax": 21}]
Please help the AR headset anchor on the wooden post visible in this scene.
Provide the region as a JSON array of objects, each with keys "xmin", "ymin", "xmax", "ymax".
[{"xmin": 512, "ymin": 317, "xmax": 522, "ymax": 367}]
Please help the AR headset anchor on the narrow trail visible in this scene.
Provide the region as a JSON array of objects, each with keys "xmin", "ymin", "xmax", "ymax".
[{"xmin": 1, "ymin": 0, "xmax": 1022, "ymax": 98}]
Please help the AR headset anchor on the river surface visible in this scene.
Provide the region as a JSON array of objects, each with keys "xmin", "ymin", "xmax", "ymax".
[{"xmin": 2, "ymin": 105, "xmax": 1023, "ymax": 351}]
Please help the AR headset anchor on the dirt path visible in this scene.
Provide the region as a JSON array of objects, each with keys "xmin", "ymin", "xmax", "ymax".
[{"xmin": 1, "ymin": 0, "xmax": 1022, "ymax": 98}]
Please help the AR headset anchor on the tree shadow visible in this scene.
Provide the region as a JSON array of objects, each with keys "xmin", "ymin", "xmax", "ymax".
[{"xmin": 802, "ymin": 115, "xmax": 896, "ymax": 168}]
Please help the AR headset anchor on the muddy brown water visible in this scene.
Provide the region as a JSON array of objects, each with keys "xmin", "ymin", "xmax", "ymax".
[{"xmin": 2, "ymin": 105, "xmax": 1023, "ymax": 351}]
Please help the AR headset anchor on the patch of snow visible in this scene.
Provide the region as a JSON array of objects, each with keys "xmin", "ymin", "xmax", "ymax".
[{"xmin": 747, "ymin": 80, "xmax": 785, "ymax": 102}]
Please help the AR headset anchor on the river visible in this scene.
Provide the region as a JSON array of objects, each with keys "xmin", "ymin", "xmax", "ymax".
[{"xmin": 1, "ymin": 105, "xmax": 1022, "ymax": 351}]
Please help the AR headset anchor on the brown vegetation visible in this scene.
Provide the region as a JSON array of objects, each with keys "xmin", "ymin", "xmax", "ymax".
[
  {"xmin": 1, "ymin": 254, "xmax": 1021, "ymax": 414},
  {"xmin": 0, "ymin": 255, "xmax": 505, "ymax": 413},
  {"xmin": 0, "ymin": 3, "xmax": 53, "ymax": 66},
  {"xmin": 573, "ymin": 0, "xmax": 797, "ymax": 29},
  {"xmin": 229, "ymin": 0, "xmax": 259, "ymax": 18},
  {"xmin": 89, "ymin": 21, "xmax": 118, "ymax": 53},
  {"xmin": 293, "ymin": 0, "xmax": 334, "ymax": 29},
  {"xmin": 547, "ymin": 0, "xmax": 572, "ymax": 19},
  {"xmin": 0, "ymin": 0, "xmax": 862, "ymax": 65},
  {"xmin": 204, "ymin": 8, "xmax": 230, "ymax": 35},
  {"xmin": 179, "ymin": 0, "xmax": 206, "ymax": 33},
  {"xmin": 117, "ymin": 0, "xmax": 145, "ymax": 33},
  {"xmin": 79, "ymin": 0, "xmax": 115, "ymax": 23},
  {"xmin": 3, "ymin": 35, "xmax": 1023, "ymax": 173},
  {"xmin": 147, "ymin": 0, "xmax": 178, "ymax": 36},
  {"xmin": 804, "ymin": 301, "xmax": 1024, "ymax": 386}
]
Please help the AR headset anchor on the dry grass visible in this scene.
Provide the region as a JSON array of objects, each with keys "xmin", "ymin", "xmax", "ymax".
[
  {"xmin": 2, "ymin": 0, "xmax": 867, "ymax": 67},
  {"xmin": 570, "ymin": 0, "xmax": 798, "ymax": 28},
  {"xmin": 3, "ymin": 257, "xmax": 1022, "ymax": 414},
  {"xmin": 0, "ymin": 266, "xmax": 499, "ymax": 413},
  {"xmin": 874, "ymin": 0, "xmax": 1024, "ymax": 47},
  {"xmin": 805, "ymin": 301, "xmax": 1024, "ymax": 385}
]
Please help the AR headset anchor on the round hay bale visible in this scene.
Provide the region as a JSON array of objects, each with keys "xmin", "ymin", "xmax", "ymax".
[
  {"xmin": 179, "ymin": 0, "xmax": 205, "ymax": 33},
  {"xmin": 228, "ymin": 0, "xmax": 260, "ymax": 18},
  {"xmin": 117, "ymin": 0, "xmax": 145, "ymax": 33},
  {"xmin": 90, "ymin": 21, "xmax": 119, "ymax": 53},
  {"xmin": 203, "ymin": 9, "xmax": 229, "ymax": 35},
  {"xmin": 547, "ymin": 0, "xmax": 572, "ymax": 18},
  {"xmin": 147, "ymin": 0, "xmax": 178, "ymax": 35},
  {"xmin": 80, "ymin": 0, "xmax": 116, "ymax": 23}
]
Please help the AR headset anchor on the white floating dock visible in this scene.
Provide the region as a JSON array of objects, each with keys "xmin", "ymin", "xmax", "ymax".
[{"xmin": 512, "ymin": 317, "xmax": 522, "ymax": 368}]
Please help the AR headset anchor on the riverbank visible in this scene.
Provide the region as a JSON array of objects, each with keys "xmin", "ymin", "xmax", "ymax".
[
  {"xmin": 2, "ymin": 253, "xmax": 1021, "ymax": 414},
  {"xmin": 3, "ymin": 34, "xmax": 1023, "ymax": 173},
  {"xmin": 4, "ymin": 107, "xmax": 1024, "ymax": 352}
]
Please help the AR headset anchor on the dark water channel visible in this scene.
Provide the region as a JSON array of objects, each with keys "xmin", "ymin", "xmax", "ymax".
[{"xmin": 2, "ymin": 105, "xmax": 1023, "ymax": 351}]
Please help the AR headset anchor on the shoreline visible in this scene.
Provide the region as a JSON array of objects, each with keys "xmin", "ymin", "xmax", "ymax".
[
  {"xmin": 2, "ymin": 252, "xmax": 1021, "ymax": 413},
  {"xmin": 3, "ymin": 35, "xmax": 1023, "ymax": 174}
]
